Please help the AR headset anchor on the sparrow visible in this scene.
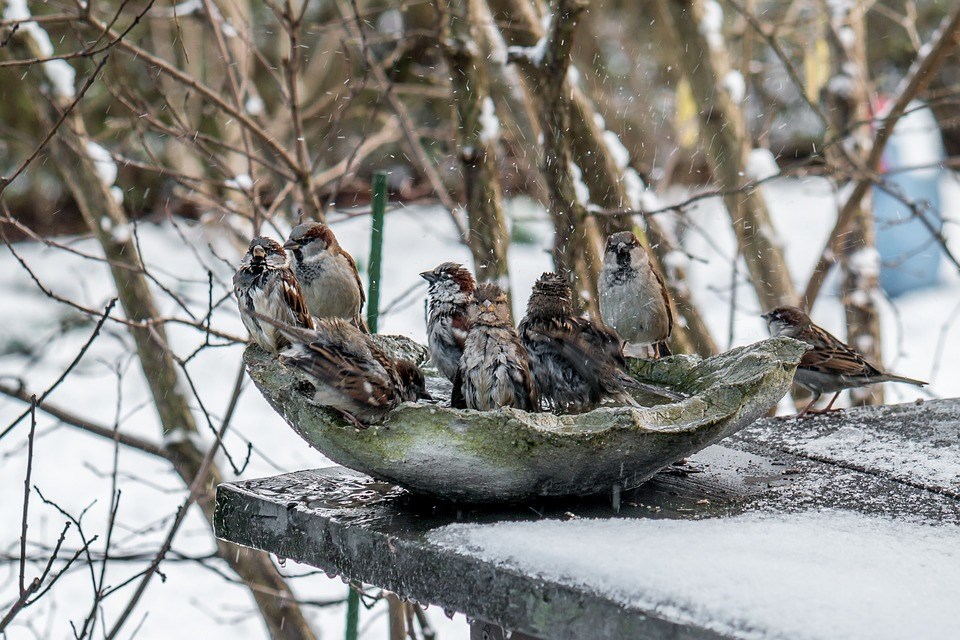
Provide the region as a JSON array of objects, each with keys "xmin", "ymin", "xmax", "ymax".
[
  {"xmin": 456, "ymin": 283, "xmax": 538, "ymax": 412},
  {"xmin": 519, "ymin": 272, "xmax": 683, "ymax": 412},
  {"xmin": 284, "ymin": 221, "xmax": 367, "ymax": 331},
  {"xmin": 420, "ymin": 262, "xmax": 476, "ymax": 383},
  {"xmin": 598, "ymin": 231, "xmax": 674, "ymax": 358},
  {"xmin": 763, "ymin": 306, "xmax": 926, "ymax": 416},
  {"xmin": 234, "ymin": 236, "xmax": 314, "ymax": 353},
  {"xmin": 253, "ymin": 312, "xmax": 428, "ymax": 427}
]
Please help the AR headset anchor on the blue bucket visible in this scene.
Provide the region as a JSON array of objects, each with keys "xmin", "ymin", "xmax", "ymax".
[{"xmin": 872, "ymin": 101, "xmax": 945, "ymax": 297}]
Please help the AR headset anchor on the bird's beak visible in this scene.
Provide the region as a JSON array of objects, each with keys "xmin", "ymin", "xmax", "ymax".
[
  {"xmin": 283, "ymin": 240, "xmax": 300, "ymax": 252},
  {"xmin": 419, "ymin": 271, "xmax": 437, "ymax": 283},
  {"xmin": 252, "ymin": 246, "xmax": 267, "ymax": 259},
  {"xmin": 760, "ymin": 311, "xmax": 771, "ymax": 321}
]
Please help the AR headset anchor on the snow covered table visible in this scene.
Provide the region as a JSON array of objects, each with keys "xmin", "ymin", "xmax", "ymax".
[{"xmin": 214, "ymin": 399, "xmax": 960, "ymax": 640}]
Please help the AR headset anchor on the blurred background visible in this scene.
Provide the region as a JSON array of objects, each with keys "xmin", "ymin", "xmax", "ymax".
[{"xmin": 1, "ymin": 0, "xmax": 959, "ymax": 638}]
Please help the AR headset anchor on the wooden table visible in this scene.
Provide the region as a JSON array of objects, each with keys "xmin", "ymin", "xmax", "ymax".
[{"xmin": 214, "ymin": 399, "xmax": 960, "ymax": 639}]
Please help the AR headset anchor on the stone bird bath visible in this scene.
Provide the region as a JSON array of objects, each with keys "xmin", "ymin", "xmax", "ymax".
[{"xmin": 243, "ymin": 337, "xmax": 807, "ymax": 502}]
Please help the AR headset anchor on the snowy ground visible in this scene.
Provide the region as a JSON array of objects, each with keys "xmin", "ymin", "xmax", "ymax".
[{"xmin": 1, "ymin": 175, "xmax": 958, "ymax": 639}]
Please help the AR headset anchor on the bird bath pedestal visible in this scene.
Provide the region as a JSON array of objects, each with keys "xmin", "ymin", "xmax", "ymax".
[{"xmin": 214, "ymin": 399, "xmax": 960, "ymax": 639}]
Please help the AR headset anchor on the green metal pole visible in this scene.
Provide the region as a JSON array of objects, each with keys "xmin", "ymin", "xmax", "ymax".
[
  {"xmin": 345, "ymin": 584, "xmax": 360, "ymax": 640},
  {"xmin": 366, "ymin": 171, "xmax": 388, "ymax": 333}
]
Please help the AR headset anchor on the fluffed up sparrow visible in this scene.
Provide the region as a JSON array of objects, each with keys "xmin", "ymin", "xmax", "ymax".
[
  {"xmin": 763, "ymin": 306, "xmax": 926, "ymax": 416},
  {"xmin": 253, "ymin": 312, "xmax": 428, "ymax": 427},
  {"xmin": 420, "ymin": 262, "xmax": 476, "ymax": 383},
  {"xmin": 456, "ymin": 283, "xmax": 538, "ymax": 412},
  {"xmin": 234, "ymin": 236, "xmax": 314, "ymax": 353},
  {"xmin": 284, "ymin": 221, "xmax": 367, "ymax": 331},
  {"xmin": 599, "ymin": 231, "xmax": 674, "ymax": 358},
  {"xmin": 520, "ymin": 272, "xmax": 683, "ymax": 412}
]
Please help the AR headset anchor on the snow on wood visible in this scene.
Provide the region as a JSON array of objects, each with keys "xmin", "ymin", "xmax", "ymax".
[
  {"xmin": 848, "ymin": 247, "xmax": 881, "ymax": 279},
  {"xmin": 478, "ymin": 97, "xmax": 500, "ymax": 146},
  {"xmin": 505, "ymin": 12, "xmax": 553, "ymax": 66},
  {"xmin": 569, "ymin": 161, "xmax": 591, "ymax": 207},
  {"xmin": 85, "ymin": 141, "xmax": 119, "ymax": 187},
  {"xmin": 746, "ymin": 148, "xmax": 780, "ymax": 182},
  {"xmin": 723, "ymin": 70, "xmax": 746, "ymax": 103},
  {"xmin": 699, "ymin": 0, "xmax": 724, "ymax": 51}
]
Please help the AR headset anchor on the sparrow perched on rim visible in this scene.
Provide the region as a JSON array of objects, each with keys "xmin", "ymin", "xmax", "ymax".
[
  {"xmin": 456, "ymin": 283, "xmax": 538, "ymax": 412},
  {"xmin": 420, "ymin": 262, "xmax": 476, "ymax": 383},
  {"xmin": 284, "ymin": 221, "xmax": 367, "ymax": 331},
  {"xmin": 234, "ymin": 236, "xmax": 314, "ymax": 353},
  {"xmin": 598, "ymin": 231, "xmax": 673, "ymax": 358},
  {"xmin": 254, "ymin": 312, "xmax": 428, "ymax": 427},
  {"xmin": 519, "ymin": 272, "xmax": 683, "ymax": 412},
  {"xmin": 763, "ymin": 306, "xmax": 926, "ymax": 416}
]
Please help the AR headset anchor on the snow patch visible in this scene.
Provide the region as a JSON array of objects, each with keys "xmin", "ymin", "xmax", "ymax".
[
  {"xmin": 699, "ymin": 0, "xmax": 724, "ymax": 51},
  {"xmin": 745, "ymin": 148, "xmax": 780, "ymax": 182},
  {"xmin": 431, "ymin": 510, "xmax": 960, "ymax": 640},
  {"xmin": 569, "ymin": 162, "xmax": 590, "ymax": 207},
  {"xmin": 624, "ymin": 169, "xmax": 645, "ymax": 211},
  {"xmin": 226, "ymin": 174, "xmax": 254, "ymax": 191},
  {"xmin": 4, "ymin": 0, "xmax": 54, "ymax": 57},
  {"xmin": 478, "ymin": 97, "xmax": 500, "ymax": 146},
  {"xmin": 602, "ymin": 130, "xmax": 630, "ymax": 170},
  {"xmin": 722, "ymin": 70, "xmax": 746, "ymax": 103},
  {"xmin": 827, "ymin": 74, "xmax": 854, "ymax": 99},
  {"xmin": 86, "ymin": 141, "xmax": 118, "ymax": 186},
  {"xmin": 44, "ymin": 59, "xmax": 76, "ymax": 99},
  {"xmin": 244, "ymin": 94, "xmax": 265, "ymax": 116},
  {"xmin": 848, "ymin": 247, "xmax": 880, "ymax": 279},
  {"xmin": 110, "ymin": 186, "xmax": 125, "ymax": 206},
  {"xmin": 506, "ymin": 12, "xmax": 552, "ymax": 66},
  {"xmin": 838, "ymin": 26, "xmax": 856, "ymax": 49},
  {"xmin": 662, "ymin": 250, "xmax": 690, "ymax": 273}
]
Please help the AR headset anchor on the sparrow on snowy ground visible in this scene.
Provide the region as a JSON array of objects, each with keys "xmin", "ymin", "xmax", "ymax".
[
  {"xmin": 234, "ymin": 237, "xmax": 314, "ymax": 353},
  {"xmin": 598, "ymin": 231, "xmax": 674, "ymax": 358},
  {"xmin": 763, "ymin": 306, "xmax": 926, "ymax": 417},
  {"xmin": 284, "ymin": 221, "xmax": 367, "ymax": 331},
  {"xmin": 520, "ymin": 272, "xmax": 682, "ymax": 412},
  {"xmin": 420, "ymin": 262, "xmax": 476, "ymax": 383},
  {"xmin": 254, "ymin": 312, "xmax": 428, "ymax": 427},
  {"xmin": 456, "ymin": 283, "xmax": 538, "ymax": 412}
]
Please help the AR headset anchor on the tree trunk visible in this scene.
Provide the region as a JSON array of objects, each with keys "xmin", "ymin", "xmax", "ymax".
[
  {"xmin": 659, "ymin": 0, "xmax": 797, "ymax": 311},
  {"xmin": 6, "ymin": 18, "xmax": 320, "ymax": 639},
  {"xmin": 490, "ymin": 0, "xmax": 716, "ymax": 353},
  {"xmin": 440, "ymin": 0, "xmax": 512, "ymax": 297},
  {"xmin": 826, "ymin": 0, "xmax": 884, "ymax": 406}
]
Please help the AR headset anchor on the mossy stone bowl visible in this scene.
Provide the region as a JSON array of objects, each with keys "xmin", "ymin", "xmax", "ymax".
[{"xmin": 244, "ymin": 337, "xmax": 807, "ymax": 502}]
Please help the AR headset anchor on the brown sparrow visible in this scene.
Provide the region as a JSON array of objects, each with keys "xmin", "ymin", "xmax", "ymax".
[
  {"xmin": 763, "ymin": 306, "xmax": 926, "ymax": 416},
  {"xmin": 598, "ymin": 231, "xmax": 673, "ymax": 358},
  {"xmin": 420, "ymin": 262, "xmax": 477, "ymax": 383},
  {"xmin": 520, "ymin": 272, "xmax": 683, "ymax": 412},
  {"xmin": 456, "ymin": 283, "xmax": 538, "ymax": 412},
  {"xmin": 284, "ymin": 222, "xmax": 367, "ymax": 331},
  {"xmin": 234, "ymin": 237, "xmax": 314, "ymax": 353},
  {"xmin": 255, "ymin": 313, "xmax": 428, "ymax": 427}
]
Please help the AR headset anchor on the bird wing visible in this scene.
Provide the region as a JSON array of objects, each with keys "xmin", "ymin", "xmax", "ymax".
[
  {"xmin": 285, "ymin": 341, "xmax": 397, "ymax": 410},
  {"xmin": 800, "ymin": 324, "xmax": 884, "ymax": 378},
  {"xmin": 280, "ymin": 269, "xmax": 314, "ymax": 329}
]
